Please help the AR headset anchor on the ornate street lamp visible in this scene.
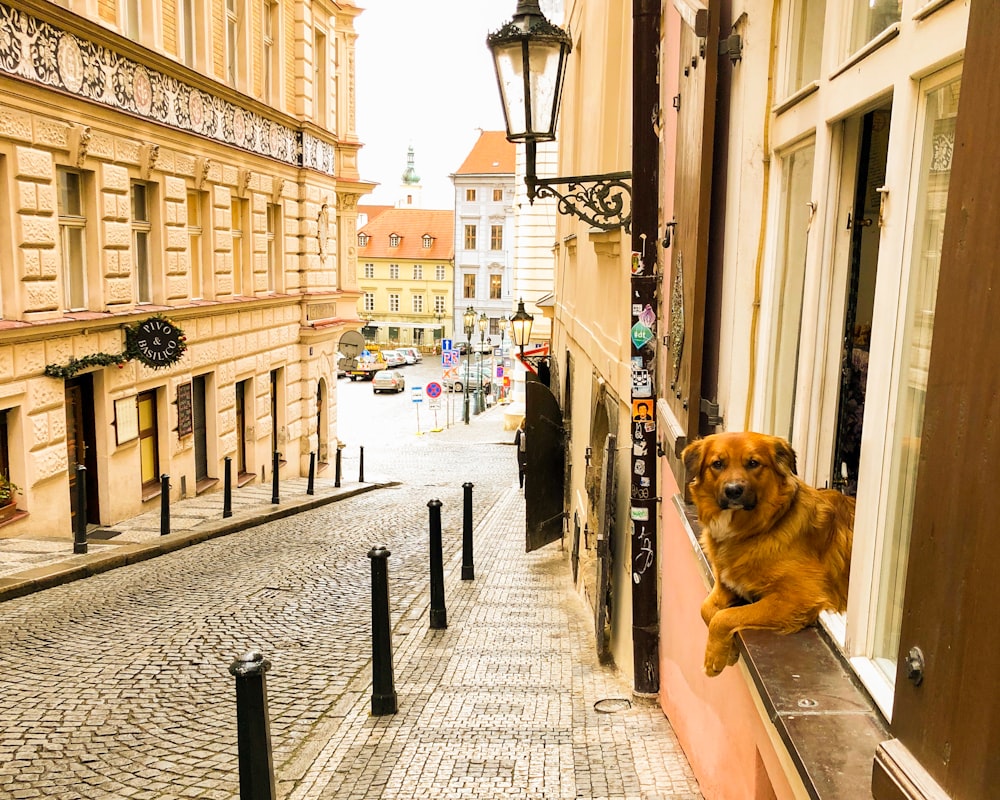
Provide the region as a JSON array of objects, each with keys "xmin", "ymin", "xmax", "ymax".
[
  {"xmin": 488, "ymin": 1, "xmax": 632, "ymax": 231},
  {"xmin": 510, "ymin": 298, "xmax": 534, "ymax": 358},
  {"xmin": 462, "ymin": 306, "xmax": 476, "ymax": 424},
  {"xmin": 477, "ymin": 312, "xmax": 488, "ymax": 413}
]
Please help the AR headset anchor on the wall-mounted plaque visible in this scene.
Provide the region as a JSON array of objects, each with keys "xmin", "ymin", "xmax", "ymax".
[
  {"xmin": 175, "ymin": 382, "xmax": 193, "ymax": 438},
  {"xmin": 114, "ymin": 396, "xmax": 139, "ymax": 445}
]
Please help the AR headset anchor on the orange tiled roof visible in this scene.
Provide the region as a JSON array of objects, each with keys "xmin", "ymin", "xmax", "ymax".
[
  {"xmin": 357, "ymin": 207, "xmax": 455, "ymax": 260},
  {"xmin": 454, "ymin": 130, "xmax": 515, "ymax": 175}
]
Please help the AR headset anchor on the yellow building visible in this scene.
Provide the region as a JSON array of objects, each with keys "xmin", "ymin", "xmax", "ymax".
[
  {"xmin": 0, "ymin": 0, "xmax": 371, "ymax": 537},
  {"xmin": 357, "ymin": 206, "xmax": 454, "ymax": 349}
]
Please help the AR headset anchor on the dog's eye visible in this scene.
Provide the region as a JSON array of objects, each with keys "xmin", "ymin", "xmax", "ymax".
[
  {"xmin": 746, "ymin": 458, "xmax": 761, "ymax": 469},
  {"xmin": 710, "ymin": 459, "xmax": 724, "ymax": 470}
]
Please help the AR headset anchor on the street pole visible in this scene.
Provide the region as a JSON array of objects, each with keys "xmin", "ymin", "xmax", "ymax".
[{"xmin": 463, "ymin": 336, "xmax": 471, "ymax": 425}]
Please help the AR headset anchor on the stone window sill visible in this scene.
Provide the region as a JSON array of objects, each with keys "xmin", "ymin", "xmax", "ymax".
[{"xmin": 675, "ymin": 496, "xmax": 890, "ymax": 799}]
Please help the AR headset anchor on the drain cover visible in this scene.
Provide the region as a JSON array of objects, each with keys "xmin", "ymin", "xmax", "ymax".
[{"xmin": 594, "ymin": 698, "xmax": 632, "ymax": 713}]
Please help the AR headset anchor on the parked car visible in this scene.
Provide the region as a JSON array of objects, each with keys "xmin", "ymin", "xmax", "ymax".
[
  {"xmin": 381, "ymin": 350, "xmax": 406, "ymax": 368},
  {"xmin": 444, "ymin": 364, "xmax": 493, "ymax": 393},
  {"xmin": 400, "ymin": 347, "xmax": 422, "ymax": 364},
  {"xmin": 371, "ymin": 370, "xmax": 405, "ymax": 394}
]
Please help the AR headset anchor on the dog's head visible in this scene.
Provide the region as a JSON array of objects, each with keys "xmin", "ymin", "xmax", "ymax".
[{"xmin": 682, "ymin": 432, "xmax": 798, "ymax": 516}]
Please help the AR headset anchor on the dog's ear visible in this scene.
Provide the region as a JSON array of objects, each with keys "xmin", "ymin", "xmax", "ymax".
[
  {"xmin": 771, "ymin": 437, "xmax": 798, "ymax": 476},
  {"xmin": 681, "ymin": 439, "xmax": 705, "ymax": 482}
]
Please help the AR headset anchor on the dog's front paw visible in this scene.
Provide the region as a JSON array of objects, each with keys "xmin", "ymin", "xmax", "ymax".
[{"xmin": 703, "ymin": 635, "xmax": 737, "ymax": 677}]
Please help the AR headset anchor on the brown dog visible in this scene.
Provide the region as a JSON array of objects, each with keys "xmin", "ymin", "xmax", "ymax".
[{"xmin": 682, "ymin": 432, "xmax": 854, "ymax": 676}]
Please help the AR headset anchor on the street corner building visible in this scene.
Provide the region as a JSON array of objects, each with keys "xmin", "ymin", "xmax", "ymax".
[{"xmin": 0, "ymin": 0, "xmax": 372, "ymax": 538}]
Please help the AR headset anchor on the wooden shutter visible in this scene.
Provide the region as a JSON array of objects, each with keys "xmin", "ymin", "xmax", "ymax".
[{"xmin": 661, "ymin": 0, "xmax": 718, "ymax": 484}]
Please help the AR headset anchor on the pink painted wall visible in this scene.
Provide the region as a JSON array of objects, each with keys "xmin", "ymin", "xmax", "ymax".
[{"xmin": 658, "ymin": 469, "xmax": 799, "ymax": 800}]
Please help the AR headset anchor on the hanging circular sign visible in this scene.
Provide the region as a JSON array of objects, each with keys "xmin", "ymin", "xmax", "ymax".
[{"xmin": 129, "ymin": 317, "xmax": 186, "ymax": 369}]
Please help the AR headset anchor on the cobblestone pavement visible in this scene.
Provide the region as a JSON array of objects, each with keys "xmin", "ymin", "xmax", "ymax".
[{"xmin": 0, "ymin": 405, "xmax": 702, "ymax": 799}]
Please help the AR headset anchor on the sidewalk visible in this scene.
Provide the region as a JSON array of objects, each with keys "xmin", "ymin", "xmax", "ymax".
[
  {"xmin": 280, "ymin": 486, "xmax": 703, "ymax": 800},
  {"xmin": 0, "ymin": 473, "xmax": 390, "ymax": 601}
]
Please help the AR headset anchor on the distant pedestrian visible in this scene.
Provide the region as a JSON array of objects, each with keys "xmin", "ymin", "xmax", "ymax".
[{"xmin": 514, "ymin": 419, "xmax": 527, "ymax": 489}]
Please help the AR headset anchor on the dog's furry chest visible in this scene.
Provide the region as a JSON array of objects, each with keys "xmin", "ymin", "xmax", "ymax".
[{"xmin": 703, "ymin": 513, "xmax": 762, "ymax": 602}]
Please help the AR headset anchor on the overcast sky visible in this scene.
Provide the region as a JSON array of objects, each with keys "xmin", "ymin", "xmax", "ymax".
[{"xmin": 354, "ymin": 1, "xmax": 562, "ymax": 210}]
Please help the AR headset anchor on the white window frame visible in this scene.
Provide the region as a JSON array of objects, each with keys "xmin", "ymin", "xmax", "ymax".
[
  {"xmin": 57, "ymin": 168, "xmax": 88, "ymax": 311},
  {"xmin": 389, "ymin": 263, "xmax": 399, "ymax": 279},
  {"xmin": 364, "ymin": 263, "xmax": 374, "ymax": 279},
  {"xmin": 413, "ymin": 264, "xmax": 422, "ymax": 280},
  {"xmin": 388, "ymin": 293, "xmax": 399, "ymax": 313},
  {"xmin": 131, "ymin": 182, "xmax": 153, "ymax": 304},
  {"xmin": 412, "ymin": 294, "xmax": 423, "ymax": 313},
  {"xmin": 435, "ymin": 265, "xmax": 446, "ymax": 281},
  {"xmin": 363, "ymin": 292, "xmax": 374, "ymax": 312}
]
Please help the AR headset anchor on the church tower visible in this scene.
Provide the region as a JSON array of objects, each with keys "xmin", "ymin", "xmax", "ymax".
[{"xmin": 397, "ymin": 145, "xmax": 423, "ymax": 208}]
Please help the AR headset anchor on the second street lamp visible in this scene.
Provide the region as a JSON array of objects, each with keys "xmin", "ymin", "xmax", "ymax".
[
  {"xmin": 476, "ymin": 312, "xmax": 488, "ymax": 413},
  {"xmin": 462, "ymin": 306, "xmax": 476, "ymax": 424},
  {"xmin": 510, "ymin": 298, "xmax": 534, "ymax": 359}
]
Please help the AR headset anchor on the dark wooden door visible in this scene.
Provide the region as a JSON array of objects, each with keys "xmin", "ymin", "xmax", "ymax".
[
  {"xmin": 235, "ymin": 380, "xmax": 248, "ymax": 475},
  {"xmin": 524, "ymin": 380, "xmax": 565, "ymax": 552},
  {"xmin": 66, "ymin": 376, "xmax": 99, "ymax": 525},
  {"xmin": 872, "ymin": 5, "xmax": 1000, "ymax": 797},
  {"xmin": 663, "ymin": 0, "xmax": 719, "ymax": 484},
  {"xmin": 193, "ymin": 375, "xmax": 208, "ymax": 482}
]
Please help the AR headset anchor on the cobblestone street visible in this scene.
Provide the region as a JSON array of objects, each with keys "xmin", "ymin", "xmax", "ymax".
[{"xmin": 0, "ymin": 391, "xmax": 701, "ymax": 799}]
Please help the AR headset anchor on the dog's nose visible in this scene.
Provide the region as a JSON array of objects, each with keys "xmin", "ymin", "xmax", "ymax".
[{"xmin": 724, "ymin": 483, "xmax": 744, "ymax": 500}]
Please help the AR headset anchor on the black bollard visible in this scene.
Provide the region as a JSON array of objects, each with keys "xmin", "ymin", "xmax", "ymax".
[
  {"xmin": 271, "ymin": 452, "xmax": 280, "ymax": 504},
  {"xmin": 462, "ymin": 482, "xmax": 475, "ymax": 580},
  {"xmin": 228, "ymin": 651, "xmax": 277, "ymax": 800},
  {"xmin": 160, "ymin": 474, "xmax": 170, "ymax": 536},
  {"xmin": 359, "ymin": 445, "xmax": 365, "ymax": 483},
  {"xmin": 73, "ymin": 465, "xmax": 87, "ymax": 554},
  {"xmin": 428, "ymin": 499, "xmax": 447, "ymax": 629},
  {"xmin": 334, "ymin": 445, "xmax": 342, "ymax": 488},
  {"xmin": 307, "ymin": 451, "xmax": 316, "ymax": 496},
  {"xmin": 368, "ymin": 546, "xmax": 397, "ymax": 715},
  {"xmin": 223, "ymin": 456, "xmax": 233, "ymax": 518}
]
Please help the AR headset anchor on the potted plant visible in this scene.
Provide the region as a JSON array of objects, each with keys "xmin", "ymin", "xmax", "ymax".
[{"xmin": 0, "ymin": 474, "xmax": 20, "ymax": 522}]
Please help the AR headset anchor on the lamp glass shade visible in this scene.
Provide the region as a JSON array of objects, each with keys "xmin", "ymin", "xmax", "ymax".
[
  {"xmin": 510, "ymin": 300, "xmax": 533, "ymax": 347},
  {"xmin": 463, "ymin": 306, "xmax": 476, "ymax": 334},
  {"xmin": 488, "ymin": 14, "xmax": 571, "ymax": 143}
]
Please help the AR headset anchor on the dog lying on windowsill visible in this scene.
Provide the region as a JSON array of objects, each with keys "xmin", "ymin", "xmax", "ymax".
[{"xmin": 682, "ymin": 432, "xmax": 855, "ymax": 677}]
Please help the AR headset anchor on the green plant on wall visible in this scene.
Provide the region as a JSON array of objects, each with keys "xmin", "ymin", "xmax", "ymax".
[
  {"xmin": 44, "ymin": 315, "xmax": 187, "ymax": 379},
  {"xmin": 0, "ymin": 474, "xmax": 20, "ymax": 505}
]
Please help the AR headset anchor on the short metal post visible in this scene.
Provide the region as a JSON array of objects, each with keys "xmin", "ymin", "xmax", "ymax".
[
  {"xmin": 334, "ymin": 445, "xmax": 342, "ymax": 488},
  {"xmin": 160, "ymin": 474, "xmax": 170, "ymax": 536},
  {"xmin": 306, "ymin": 451, "xmax": 315, "ymax": 496},
  {"xmin": 73, "ymin": 464, "xmax": 87, "ymax": 554},
  {"xmin": 228, "ymin": 651, "xmax": 277, "ymax": 800},
  {"xmin": 271, "ymin": 452, "xmax": 280, "ymax": 504},
  {"xmin": 223, "ymin": 456, "xmax": 233, "ymax": 518},
  {"xmin": 368, "ymin": 546, "xmax": 397, "ymax": 716},
  {"xmin": 359, "ymin": 446, "xmax": 365, "ymax": 483},
  {"xmin": 462, "ymin": 482, "xmax": 474, "ymax": 580},
  {"xmin": 428, "ymin": 499, "xmax": 447, "ymax": 629}
]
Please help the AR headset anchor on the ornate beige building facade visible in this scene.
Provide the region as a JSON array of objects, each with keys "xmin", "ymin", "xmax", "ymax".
[{"xmin": 0, "ymin": 0, "xmax": 371, "ymax": 537}]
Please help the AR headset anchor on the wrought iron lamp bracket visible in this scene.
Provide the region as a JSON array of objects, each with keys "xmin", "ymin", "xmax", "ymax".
[{"xmin": 528, "ymin": 171, "xmax": 633, "ymax": 232}]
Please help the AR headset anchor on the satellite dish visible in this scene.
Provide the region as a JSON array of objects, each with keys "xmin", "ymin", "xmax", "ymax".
[{"xmin": 338, "ymin": 329, "xmax": 366, "ymax": 359}]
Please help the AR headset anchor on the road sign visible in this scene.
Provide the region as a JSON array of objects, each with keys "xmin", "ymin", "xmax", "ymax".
[
  {"xmin": 425, "ymin": 381, "xmax": 443, "ymax": 399},
  {"xmin": 442, "ymin": 338, "xmax": 452, "ymax": 352},
  {"xmin": 411, "ymin": 386, "xmax": 423, "ymax": 403}
]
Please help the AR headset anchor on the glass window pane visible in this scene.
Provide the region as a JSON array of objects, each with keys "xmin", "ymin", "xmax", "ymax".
[
  {"xmin": 847, "ymin": 0, "xmax": 901, "ymax": 55},
  {"xmin": 767, "ymin": 142, "xmax": 815, "ymax": 440},
  {"xmin": 873, "ymin": 77, "xmax": 961, "ymax": 679},
  {"xmin": 783, "ymin": 0, "xmax": 826, "ymax": 95}
]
